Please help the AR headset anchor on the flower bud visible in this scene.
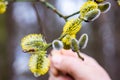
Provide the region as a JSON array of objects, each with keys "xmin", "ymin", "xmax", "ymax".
[
  {"xmin": 98, "ymin": 2, "xmax": 111, "ymax": 13},
  {"xmin": 70, "ymin": 38, "xmax": 79, "ymax": 52},
  {"xmin": 52, "ymin": 40, "xmax": 63, "ymax": 50},
  {"xmin": 79, "ymin": 33, "xmax": 88, "ymax": 49},
  {"xmin": 84, "ymin": 9, "xmax": 101, "ymax": 22}
]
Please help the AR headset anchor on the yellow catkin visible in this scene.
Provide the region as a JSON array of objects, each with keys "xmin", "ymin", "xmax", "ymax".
[
  {"xmin": 117, "ymin": 0, "xmax": 120, "ymax": 6},
  {"xmin": 21, "ymin": 34, "xmax": 48, "ymax": 54},
  {"xmin": 29, "ymin": 52, "xmax": 50, "ymax": 77},
  {"xmin": 0, "ymin": 2, "xmax": 7, "ymax": 14},
  {"xmin": 80, "ymin": 1, "xmax": 98, "ymax": 19},
  {"xmin": 61, "ymin": 18, "xmax": 82, "ymax": 49}
]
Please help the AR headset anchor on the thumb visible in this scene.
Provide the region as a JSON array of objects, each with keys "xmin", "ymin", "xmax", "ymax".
[{"xmin": 51, "ymin": 54, "xmax": 85, "ymax": 79}]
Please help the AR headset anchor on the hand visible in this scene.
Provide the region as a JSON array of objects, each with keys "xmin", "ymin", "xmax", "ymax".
[{"xmin": 49, "ymin": 49, "xmax": 111, "ymax": 80}]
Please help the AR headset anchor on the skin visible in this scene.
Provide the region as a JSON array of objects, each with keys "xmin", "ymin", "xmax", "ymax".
[{"xmin": 49, "ymin": 49, "xmax": 111, "ymax": 80}]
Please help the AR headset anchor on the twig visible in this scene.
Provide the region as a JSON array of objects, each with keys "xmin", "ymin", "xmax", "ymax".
[
  {"xmin": 77, "ymin": 51, "xmax": 84, "ymax": 61},
  {"xmin": 39, "ymin": 0, "xmax": 80, "ymax": 21},
  {"xmin": 45, "ymin": 34, "xmax": 66, "ymax": 50},
  {"xmin": 40, "ymin": 0, "xmax": 67, "ymax": 21},
  {"xmin": 64, "ymin": 11, "xmax": 80, "ymax": 19}
]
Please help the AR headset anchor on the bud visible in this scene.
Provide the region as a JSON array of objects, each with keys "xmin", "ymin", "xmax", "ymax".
[
  {"xmin": 98, "ymin": 2, "xmax": 111, "ymax": 13},
  {"xmin": 84, "ymin": 9, "xmax": 101, "ymax": 22},
  {"xmin": 78, "ymin": 33, "xmax": 88, "ymax": 49},
  {"xmin": 52, "ymin": 40, "xmax": 63, "ymax": 50},
  {"xmin": 70, "ymin": 38, "xmax": 79, "ymax": 52},
  {"xmin": 29, "ymin": 52, "xmax": 50, "ymax": 77}
]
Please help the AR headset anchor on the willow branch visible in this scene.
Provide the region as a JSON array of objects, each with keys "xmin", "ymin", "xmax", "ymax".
[
  {"xmin": 64, "ymin": 11, "xmax": 80, "ymax": 19},
  {"xmin": 40, "ymin": 0, "xmax": 67, "ymax": 20},
  {"xmin": 39, "ymin": 0, "xmax": 80, "ymax": 21},
  {"xmin": 45, "ymin": 34, "xmax": 66, "ymax": 50}
]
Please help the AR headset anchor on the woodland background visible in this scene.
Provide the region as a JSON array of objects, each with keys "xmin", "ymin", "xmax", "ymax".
[{"xmin": 0, "ymin": 0, "xmax": 120, "ymax": 80}]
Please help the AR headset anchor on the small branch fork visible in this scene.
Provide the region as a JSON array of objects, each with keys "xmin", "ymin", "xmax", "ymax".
[{"xmin": 39, "ymin": 0, "xmax": 80, "ymax": 21}]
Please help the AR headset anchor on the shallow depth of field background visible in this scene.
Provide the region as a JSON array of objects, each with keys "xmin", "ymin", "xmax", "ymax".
[{"xmin": 0, "ymin": 0, "xmax": 120, "ymax": 80}]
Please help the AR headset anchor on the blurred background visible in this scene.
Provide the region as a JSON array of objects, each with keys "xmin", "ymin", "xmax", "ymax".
[{"xmin": 0, "ymin": 0, "xmax": 120, "ymax": 80}]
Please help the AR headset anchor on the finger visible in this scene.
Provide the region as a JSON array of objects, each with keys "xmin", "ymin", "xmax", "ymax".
[
  {"xmin": 51, "ymin": 49, "xmax": 78, "ymax": 57},
  {"xmin": 49, "ymin": 72, "xmax": 73, "ymax": 80},
  {"xmin": 49, "ymin": 55, "xmax": 59, "ymax": 76},
  {"xmin": 51, "ymin": 54, "xmax": 85, "ymax": 79},
  {"xmin": 50, "ymin": 65, "xmax": 59, "ymax": 76},
  {"xmin": 61, "ymin": 49, "xmax": 78, "ymax": 57},
  {"xmin": 51, "ymin": 49, "xmax": 62, "ymax": 56}
]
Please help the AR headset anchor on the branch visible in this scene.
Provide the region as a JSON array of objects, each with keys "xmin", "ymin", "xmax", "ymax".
[
  {"xmin": 44, "ymin": 34, "xmax": 66, "ymax": 50},
  {"xmin": 40, "ymin": 0, "xmax": 67, "ymax": 20},
  {"xmin": 39, "ymin": 0, "xmax": 80, "ymax": 21},
  {"xmin": 64, "ymin": 11, "xmax": 80, "ymax": 19}
]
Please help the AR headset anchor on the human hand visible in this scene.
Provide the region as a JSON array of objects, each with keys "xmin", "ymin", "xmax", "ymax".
[{"xmin": 49, "ymin": 49, "xmax": 111, "ymax": 80}]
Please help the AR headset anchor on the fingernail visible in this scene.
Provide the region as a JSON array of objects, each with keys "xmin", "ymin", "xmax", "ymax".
[{"xmin": 52, "ymin": 55, "xmax": 62, "ymax": 66}]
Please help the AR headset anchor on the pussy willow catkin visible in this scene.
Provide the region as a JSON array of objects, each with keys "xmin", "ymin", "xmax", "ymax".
[
  {"xmin": 29, "ymin": 52, "xmax": 50, "ymax": 77},
  {"xmin": 80, "ymin": 1, "xmax": 98, "ymax": 19},
  {"xmin": 21, "ymin": 34, "xmax": 48, "ymax": 54},
  {"xmin": 0, "ymin": 1, "xmax": 7, "ymax": 14},
  {"xmin": 61, "ymin": 18, "xmax": 83, "ymax": 49}
]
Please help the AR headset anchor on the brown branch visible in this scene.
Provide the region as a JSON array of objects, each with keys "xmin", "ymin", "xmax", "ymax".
[{"xmin": 39, "ymin": 0, "xmax": 80, "ymax": 21}]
